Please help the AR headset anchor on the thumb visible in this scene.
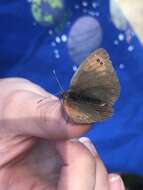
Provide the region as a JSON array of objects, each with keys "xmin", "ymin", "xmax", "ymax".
[{"xmin": 1, "ymin": 89, "xmax": 90, "ymax": 139}]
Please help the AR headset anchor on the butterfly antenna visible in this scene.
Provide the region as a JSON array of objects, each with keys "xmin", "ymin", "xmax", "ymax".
[
  {"xmin": 52, "ymin": 69, "xmax": 64, "ymax": 92},
  {"xmin": 52, "ymin": 70, "xmax": 70, "ymax": 123}
]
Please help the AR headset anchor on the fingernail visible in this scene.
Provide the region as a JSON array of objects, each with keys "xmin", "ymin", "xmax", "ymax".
[
  {"xmin": 109, "ymin": 174, "xmax": 121, "ymax": 183},
  {"xmin": 78, "ymin": 137, "xmax": 90, "ymax": 143},
  {"xmin": 78, "ymin": 137, "xmax": 98, "ymax": 155},
  {"xmin": 109, "ymin": 174, "xmax": 125, "ymax": 190}
]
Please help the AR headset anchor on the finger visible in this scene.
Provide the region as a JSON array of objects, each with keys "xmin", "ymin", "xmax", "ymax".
[
  {"xmin": 1, "ymin": 88, "xmax": 90, "ymax": 139},
  {"xmin": 94, "ymin": 157, "xmax": 110, "ymax": 190},
  {"xmin": 78, "ymin": 138, "xmax": 110, "ymax": 190},
  {"xmin": 109, "ymin": 174, "xmax": 126, "ymax": 190},
  {"xmin": 63, "ymin": 138, "xmax": 126, "ymax": 190},
  {"xmin": 0, "ymin": 77, "xmax": 51, "ymax": 96},
  {"xmin": 56, "ymin": 140, "xmax": 96, "ymax": 190}
]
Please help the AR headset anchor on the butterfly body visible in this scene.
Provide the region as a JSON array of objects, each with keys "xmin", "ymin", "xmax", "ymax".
[
  {"xmin": 62, "ymin": 49, "xmax": 120, "ymax": 124},
  {"xmin": 61, "ymin": 91, "xmax": 103, "ymax": 105}
]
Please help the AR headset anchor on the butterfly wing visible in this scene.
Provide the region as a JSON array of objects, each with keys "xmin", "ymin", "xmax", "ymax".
[
  {"xmin": 63, "ymin": 96, "xmax": 113, "ymax": 124},
  {"xmin": 63, "ymin": 48, "xmax": 120, "ymax": 124},
  {"xmin": 70, "ymin": 48, "xmax": 120, "ymax": 103}
]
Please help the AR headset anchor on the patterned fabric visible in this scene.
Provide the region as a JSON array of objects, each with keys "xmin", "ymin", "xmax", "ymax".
[{"xmin": 0, "ymin": 0, "xmax": 143, "ymax": 175}]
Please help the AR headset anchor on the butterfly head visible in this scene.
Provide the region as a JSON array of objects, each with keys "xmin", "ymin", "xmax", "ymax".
[{"xmin": 59, "ymin": 91, "xmax": 69, "ymax": 99}]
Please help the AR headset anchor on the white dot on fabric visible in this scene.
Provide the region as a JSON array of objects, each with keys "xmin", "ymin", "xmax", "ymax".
[
  {"xmin": 82, "ymin": 1, "xmax": 88, "ymax": 7},
  {"xmin": 114, "ymin": 40, "xmax": 119, "ymax": 45},
  {"xmin": 118, "ymin": 33, "xmax": 125, "ymax": 41},
  {"xmin": 49, "ymin": 30, "xmax": 53, "ymax": 35},
  {"xmin": 73, "ymin": 65, "xmax": 78, "ymax": 71},
  {"xmin": 92, "ymin": 2, "xmax": 98, "ymax": 8},
  {"xmin": 128, "ymin": 45, "xmax": 134, "ymax": 52},
  {"xmin": 88, "ymin": 11, "xmax": 96, "ymax": 16},
  {"xmin": 75, "ymin": 4, "xmax": 80, "ymax": 9},
  {"xmin": 55, "ymin": 36, "xmax": 61, "ymax": 43},
  {"xmin": 61, "ymin": 34, "xmax": 67, "ymax": 42},
  {"xmin": 51, "ymin": 42, "xmax": 56, "ymax": 47},
  {"xmin": 55, "ymin": 54, "xmax": 60, "ymax": 59},
  {"xmin": 119, "ymin": 64, "xmax": 125, "ymax": 69},
  {"xmin": 54, "ymin": 49, "xmax": 59, "ymax": 54},
  {"xmin": 95, "ymin": 12, "xmax": 100, "ymax": 16}
]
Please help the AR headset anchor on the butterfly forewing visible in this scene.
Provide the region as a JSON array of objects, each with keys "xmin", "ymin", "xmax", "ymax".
[
  {"xmin": 63, "ymin": 48, "xmax": 120, "ymax": 124},
  {"xmin": 70, "ymin": 48, "xmax": 120, "ymax": 103}
]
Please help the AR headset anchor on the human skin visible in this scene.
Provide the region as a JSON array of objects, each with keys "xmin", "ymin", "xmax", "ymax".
[{"xmin": 0, "ymin": 78, "xmax": 125, "ymax": 190}]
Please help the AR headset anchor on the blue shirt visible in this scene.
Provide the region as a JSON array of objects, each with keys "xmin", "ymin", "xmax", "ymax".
[{"xmin": 0, "ymin": 0, "xmax": 143, "ymax": 175}]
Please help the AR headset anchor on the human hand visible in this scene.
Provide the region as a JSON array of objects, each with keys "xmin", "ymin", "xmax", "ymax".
[{"xmin": 0, "ymin": 78, "xmax": 125, "ymax": 190}]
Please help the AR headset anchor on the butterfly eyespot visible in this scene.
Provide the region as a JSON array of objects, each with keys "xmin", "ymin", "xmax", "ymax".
[{"xmin": 96, "ymin": 58, "xmax": 100, "ymax": 63}]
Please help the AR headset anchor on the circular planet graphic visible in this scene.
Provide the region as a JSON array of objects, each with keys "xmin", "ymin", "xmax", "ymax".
[
  {"xmin": 31, "ymin": 0, "xmax": 64, "ymax": 26},
  {"xmin": 68, "ymin": 16, "xmax": 102, "ymax": 65},
  {"xmin": 110, "ymin": 0, "xmax": 128, "ymax": 31}
]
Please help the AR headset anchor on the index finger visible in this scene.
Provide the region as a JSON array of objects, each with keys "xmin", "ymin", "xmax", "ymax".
[{"xmin": 1, "ymin": 90, "xmax": 90, "ymax": 139}]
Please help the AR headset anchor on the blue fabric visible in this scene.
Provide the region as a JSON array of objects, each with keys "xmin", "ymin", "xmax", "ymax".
[{"xmin": 0, "ymin": 0, "xmax": 143, "ymax": 175}]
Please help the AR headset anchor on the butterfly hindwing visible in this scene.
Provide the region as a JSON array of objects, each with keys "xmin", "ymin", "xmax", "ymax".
[{"xmin": 63, "ymin": 97, "xmax": 113, "ymax": 124}]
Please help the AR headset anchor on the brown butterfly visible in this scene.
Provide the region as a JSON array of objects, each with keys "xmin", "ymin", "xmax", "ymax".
[{"xmin": 61, "ymin": 48, "xmax": 120, "ymax": 124}]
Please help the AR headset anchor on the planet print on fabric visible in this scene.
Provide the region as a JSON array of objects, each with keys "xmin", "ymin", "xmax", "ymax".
[
  {"xmin": 110, "ymin": 0, "xmax": 128, "ymax": 31},
  {"xmin": 31, "ymin": 0, "xmax": 64, "ymax": 26},
  {"xmin": 110, "ymin": 0, "xmax": 134, "ymax": 43},
  {"xmin": 68, "ymin": 16, "xmax": 102, "ymax": 65}
]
